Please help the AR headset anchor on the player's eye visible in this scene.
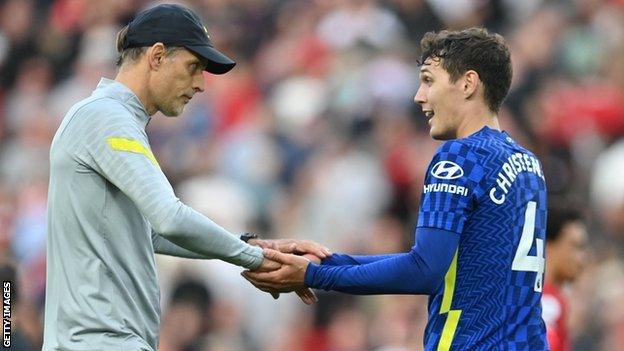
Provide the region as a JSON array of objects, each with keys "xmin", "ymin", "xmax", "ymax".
[{"xmin": 189, "ymin": 63, "xmax": 198, "ymax": 73}]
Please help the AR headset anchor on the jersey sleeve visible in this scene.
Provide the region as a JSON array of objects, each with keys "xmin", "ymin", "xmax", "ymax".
[
  {"xmin": 417, "ymin": 140, "xmax": 486, "ymax": 234},
  {"xmin": 304, "ymin": 227, "xmax": 459, "ymax": 294},
  {"xmin": 320, "ymin": 253, "xmax": 401, "ymax": 266},
  {"xmin": 79, "ymin": 105, "xmax": 263, "ymax": 269}
]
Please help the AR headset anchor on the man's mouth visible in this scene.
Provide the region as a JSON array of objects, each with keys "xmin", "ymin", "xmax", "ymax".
[{"xmin": 424, "ymin": 110, "xmax": 434, "ymax": 118}]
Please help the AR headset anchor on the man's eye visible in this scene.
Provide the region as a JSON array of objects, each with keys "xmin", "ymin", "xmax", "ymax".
[{"xmin": 189, "ymin": 63, "xmax": 197, "ymax": 72}]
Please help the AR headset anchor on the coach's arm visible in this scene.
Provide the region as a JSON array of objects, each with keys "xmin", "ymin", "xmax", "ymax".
[
  {"xmin": 86, "ymin": 107, "xmax": 264, "ymax": 269},
  {"xmin": 151, "ymin": 229, "xmax": 213, "ymax": 259}
]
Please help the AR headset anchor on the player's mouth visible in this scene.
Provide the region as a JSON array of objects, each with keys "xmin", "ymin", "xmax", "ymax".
[
  {"xmin": 424, "ymin": 110, "xmax": 435, "ymax": 121},
  {"xmin": 182, "ymin": 94, "xmax": 193, "ymax": 103}
]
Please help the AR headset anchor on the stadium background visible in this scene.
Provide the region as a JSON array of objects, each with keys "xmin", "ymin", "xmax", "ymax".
[{"xmin": 1, "ymin": 0, "xmax": 624, "ymax": 350}]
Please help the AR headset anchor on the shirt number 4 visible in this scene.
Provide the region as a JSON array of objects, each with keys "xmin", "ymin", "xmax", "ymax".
[{"xmin": 511, "ymin": 201, "xmax": 545, "ymax": 292}]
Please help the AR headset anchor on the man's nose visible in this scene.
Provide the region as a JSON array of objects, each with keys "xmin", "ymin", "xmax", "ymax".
[
  {"xmin": 414, "ymin": 85, "xmax": 426, "ymax": 105},
  {"xmin": 193, "ymin": 72, "xmax": 205, "ymax": 93}
]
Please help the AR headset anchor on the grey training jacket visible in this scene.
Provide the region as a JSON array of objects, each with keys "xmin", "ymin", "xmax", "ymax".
[{"xmin": 43, "ymin": 78, "xmax": 263, "ymax": 351}]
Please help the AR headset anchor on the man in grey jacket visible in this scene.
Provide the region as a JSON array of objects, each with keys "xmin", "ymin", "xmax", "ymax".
[{"xmin": 43, "ymin": 4, "xmax": 325, "ymax": 350}]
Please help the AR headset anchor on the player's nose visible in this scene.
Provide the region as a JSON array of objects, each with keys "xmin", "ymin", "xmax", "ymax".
[{"xmin": 414, "ymin": 85, "xmax": 426, "ymax": 105}]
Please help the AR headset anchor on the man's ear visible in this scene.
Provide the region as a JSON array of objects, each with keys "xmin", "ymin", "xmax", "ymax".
[
  {"xmin": 147, "ymin": 43, "xmax": 167, "ymax": 71},
  {"xmin": 462, "ymin": 70, "xmax": 480, "ymax": 99}
]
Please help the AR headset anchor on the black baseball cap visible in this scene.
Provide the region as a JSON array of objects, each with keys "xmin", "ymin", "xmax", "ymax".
[{"xmin": 123, "ymin": 4, "xmax": 235, "ymax": 74}]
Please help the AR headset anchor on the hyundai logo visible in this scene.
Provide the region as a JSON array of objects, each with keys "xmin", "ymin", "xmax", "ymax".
[{"xmin": 431, "ymin": 161, "xmax": 464, "ymax": 180}]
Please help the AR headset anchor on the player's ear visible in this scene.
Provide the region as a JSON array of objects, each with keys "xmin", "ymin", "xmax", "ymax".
[
  {"xmin": 147, "ymin": 43, "xmax": 167, "ymax": 71},
  {"xmin": 462, "ymin": 70, "xmax": 479, "ymax": 100}
]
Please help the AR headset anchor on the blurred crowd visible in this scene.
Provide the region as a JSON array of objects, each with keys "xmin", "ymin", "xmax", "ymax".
[{"xmin": 1, "ymin": 0, "xmax": 624, "ymax": 350}]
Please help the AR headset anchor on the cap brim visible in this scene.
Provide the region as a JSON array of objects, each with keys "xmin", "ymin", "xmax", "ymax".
[{"xmin": 185, "ymin": 45, "xmax": 236, "ymax": 75}]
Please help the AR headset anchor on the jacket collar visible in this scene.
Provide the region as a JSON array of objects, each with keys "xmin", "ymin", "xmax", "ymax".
[{"xmin": 93, "ymin": 78, "xmax": 151, "ymax": 128}]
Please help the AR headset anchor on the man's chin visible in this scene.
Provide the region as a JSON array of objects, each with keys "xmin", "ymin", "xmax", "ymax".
[
  {"xmin": 160, "ymin": 106, "xmax": 184, "ymax": 117},
  {"xmin": 429, "ymin": 128, "xmax": 453, "ymax": 141},
  {"xmin": 429, "ymin": 127, "xmax": 443, "ymax": 140}
]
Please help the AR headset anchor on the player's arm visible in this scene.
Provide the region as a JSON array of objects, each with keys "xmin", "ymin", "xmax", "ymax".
[
  {"xmin": 243, "ymin": 227, "xmax": 458, "ymax": 294},
  {"xmin": 305, "ymin": 227, "xmax": 458, "ymax": 294},
  {"xmin": 320, "ymin": 253, "xmax": 401, "ymax": 266},
  {"xmin": 83, "ymin": 107, "xmax": 264, "ymax": 269}
]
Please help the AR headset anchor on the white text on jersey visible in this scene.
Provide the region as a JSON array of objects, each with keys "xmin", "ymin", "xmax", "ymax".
[
  {"xmin": 423, "ymin": 183, "xmax": 469, "ymax": 197},
  {"xmin": 489, "ymin": 152, "xmax": 545, "ymax": 205}
]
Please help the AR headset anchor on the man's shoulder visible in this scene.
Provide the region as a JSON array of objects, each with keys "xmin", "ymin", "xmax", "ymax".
[
  {"xmin": 56, "ymin": 96, "xmax": 137, "ymax": 143},
  {"xmin": 69, "ymin": 95, "xmax": 133, "ymax": 121},
  {"xmin": 433, "ymin": 138, "xmax": 488, "ymax": 165},
  {"xmin": 436, "ymin": 130, "xmax": 540, "ymax": 165}
]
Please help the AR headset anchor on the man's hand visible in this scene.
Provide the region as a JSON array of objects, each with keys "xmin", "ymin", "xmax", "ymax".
[
  {"xmin": 253, "ymin": 257, "xmax": 281, "ymax": 272},
  {"xmin": 248, "ymin": 238, "xmax": 331, "ymax": 263},
  {"xmin": 246, "ymin": 254, "xmax": 317, "ymax": 304},
  {"xmin": 294, "ymin": 287, "xmax": 318, "ymax": 305},
  {"xmin": 242, "ymin": 249, "xmax": 310, "ymax": 293}
]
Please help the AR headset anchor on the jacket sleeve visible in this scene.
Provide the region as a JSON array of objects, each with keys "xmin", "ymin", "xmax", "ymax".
[
  {"xmin": 151, "ymin": 230, "xmax": 219, "ymax": 259},
  {"xmin": 82, "ymin": 106, "xmax": 263, "ymax": 269}
]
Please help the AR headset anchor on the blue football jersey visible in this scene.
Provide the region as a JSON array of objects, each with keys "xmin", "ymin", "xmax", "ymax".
[{"xmin": 418, "ymin": 127, "xmax": 548, "ymax": 350}]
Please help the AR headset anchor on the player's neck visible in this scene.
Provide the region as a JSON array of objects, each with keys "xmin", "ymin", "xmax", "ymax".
[
  {"xmin": 456, "ymin": 104, "xmax": 500, "ymax": 139},
  {"xmin": 115, "ymin": 68, "xmax": 158, "ymax": 116}
]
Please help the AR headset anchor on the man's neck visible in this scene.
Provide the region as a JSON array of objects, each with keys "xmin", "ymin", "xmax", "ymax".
[
  {"xmin": 456, "ymin": 104, "xmax": 500, "ymax": 139},
  {"xmin": 115, "ymin": 68, "xmax": 158, "ymax": 116}
]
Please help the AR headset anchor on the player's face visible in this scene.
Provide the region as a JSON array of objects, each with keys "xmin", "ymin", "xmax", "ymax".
[
  {"xmin": 414, "ymin": 59, "xmax": 465, "ymax": 140},
  {"xmin": 152, "ymin": 49, "xmax": 206, "ymax": 117},
  {"xmin": 555, "ymin": 221, "xmax": 589, "ymax": 282}
]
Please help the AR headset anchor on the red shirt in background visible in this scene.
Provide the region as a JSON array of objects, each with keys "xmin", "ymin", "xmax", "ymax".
[{"xmin": 542, "ymin": 283, "xmax": 570, "ymax": 351}]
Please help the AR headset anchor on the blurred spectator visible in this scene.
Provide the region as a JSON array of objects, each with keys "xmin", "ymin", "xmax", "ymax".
[
  {"xmin": 542, "ymin": 204, "xmax": 589, "ymax": 351},
  {"xmin": 591, "ymin": 139, "xmax": 624, "ymax": 239},
  {"xmin": 316, "ymin": 0, "xmax": 406, "ymax": 51},
  {"xmin": 159, "ymin": 279, "xmax": 213, "ymax": 351}
]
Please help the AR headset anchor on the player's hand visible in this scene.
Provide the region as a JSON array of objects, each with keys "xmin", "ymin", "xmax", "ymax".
[
  {"xmin": 250, "ymin": 257, "xmax": 282, "ymax": 300},
  {"xmin": 243, "ymin": 273, "xmax": 318, "ymax": 304},
  {"xmin": 253, "ymin": 257, "xmax": 281, "ymax": 272},
  {"xmin": 242, "ymin": 249, "xmax": 310, "ymax": 293},
  {"xmin": 248, "ymin": 238, "xmax": 331, "ymax": 261},
  {"xmin": 294, "ymin": 287, "xmax": 318, "ymax": 304}
]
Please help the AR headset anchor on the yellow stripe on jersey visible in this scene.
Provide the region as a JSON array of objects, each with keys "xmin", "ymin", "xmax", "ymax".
[
  {"xmin": 438, "ymin": 310, "xmax": 462, "ymax": 351},
  {"xmin": 440, "ymin": 250, "xmax": 458, "ymax": 313},
  {"xmin": 437, "ymin": 250, "xmax": 462, "ymax": 351},
  {"xmin": 107, "ymin": 137, "xmax": 160, "ymax": 167}
]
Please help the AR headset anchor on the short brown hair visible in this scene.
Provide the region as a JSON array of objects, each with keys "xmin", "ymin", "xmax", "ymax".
[
  {"xmin": 418, "ymin": 27, "xmax": 512, "ymax": 112},
  {"xmin": 115, "ymin": 25, "xmax": 182, "ymax": 67}
]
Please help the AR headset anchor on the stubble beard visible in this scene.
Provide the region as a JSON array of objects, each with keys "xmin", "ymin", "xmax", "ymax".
[{"xmin": 159, "ymin": 99, "xmax": 184, "ymax": 117}]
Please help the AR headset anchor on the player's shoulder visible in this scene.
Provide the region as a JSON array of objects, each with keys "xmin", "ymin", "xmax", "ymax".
[
  {"xmin": 433, "ymin": 131, "xmax": 492, "ymax": 162},
  {"xmin": 437, "ymin": 127, "xmax": 539, "ymax": 163}
]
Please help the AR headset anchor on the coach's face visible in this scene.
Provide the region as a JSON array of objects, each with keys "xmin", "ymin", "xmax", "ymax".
[
  {"xmin": 149, "ymin": 47, "xmax": 206, "ymax": 117},
  {"xmin": 414, "ymin": 58, "xmax": 464, "ymax": 140}
]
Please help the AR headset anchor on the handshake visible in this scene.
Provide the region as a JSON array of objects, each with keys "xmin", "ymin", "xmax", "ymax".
[{"xmin": 242, "ymin": 238, "xmax": 332, "ymax": 305}]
